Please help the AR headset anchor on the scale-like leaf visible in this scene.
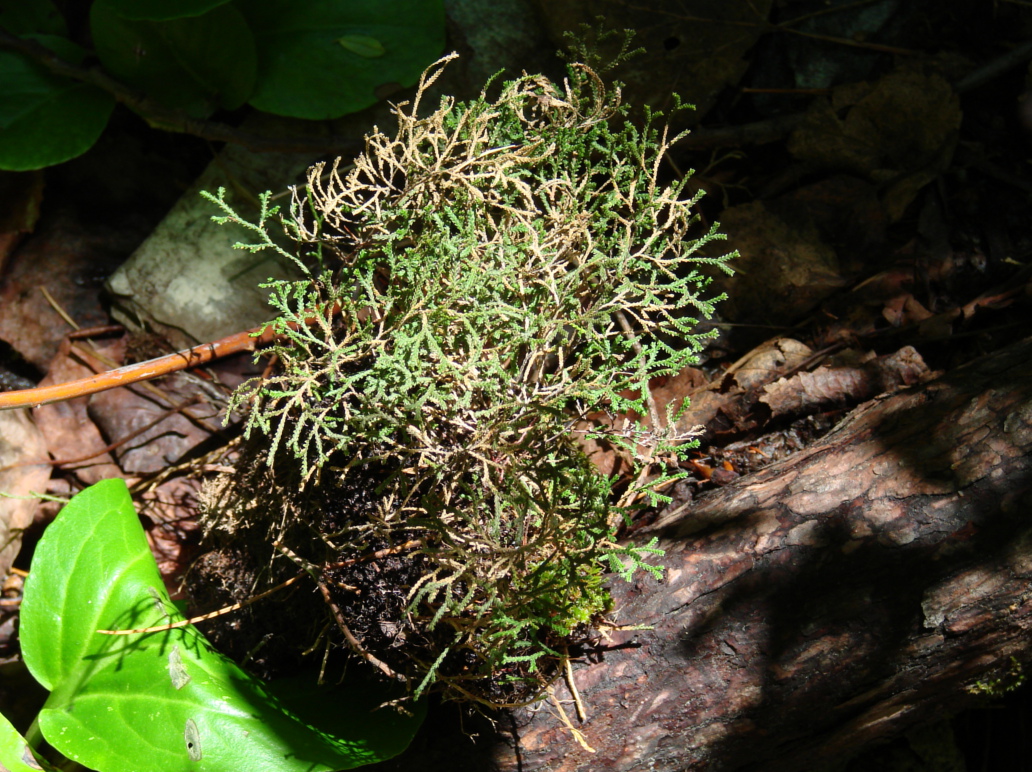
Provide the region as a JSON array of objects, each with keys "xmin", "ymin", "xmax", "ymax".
[{"xmin": 22, "ymin": 479, "xmax": 423, "ymax": 772}]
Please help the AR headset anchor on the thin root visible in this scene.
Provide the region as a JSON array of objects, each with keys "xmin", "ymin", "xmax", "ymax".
[
  {"xmin": 318, "ymin": 578, "xmax": 405, "ymax": 682},
  {"xmin": 547, "ymin": 684, "xmax": 596, "ymax": 753},
  {"xmin": 97, "ymin": 572, "xmax": 305, "ymax": 635}
]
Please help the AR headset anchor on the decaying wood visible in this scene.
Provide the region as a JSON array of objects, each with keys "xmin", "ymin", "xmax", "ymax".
[{"xmin": 375, "ymin": 336, "xmax": 1032, "ymax": 771}]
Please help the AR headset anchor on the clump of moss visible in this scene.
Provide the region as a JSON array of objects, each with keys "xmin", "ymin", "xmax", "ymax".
[{"xmin": 201, "ymin": 48, "xmax": 733, "ymax": 705}]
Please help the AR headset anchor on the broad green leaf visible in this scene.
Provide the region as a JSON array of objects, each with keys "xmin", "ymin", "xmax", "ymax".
[
  {"xmin": 0, "ymin": 36, "xmax": 114, "ymax": 171},
  {"xmin": 22, "ymin": 479, "xmax": 424, "ymax": 772},
  {"xmin": 94, "ymin": 0, "xmax": 232, "ymax": 21},
  {"xmin": 91, "ymin": 2, "xmax": 257, "ymax": 118},
  {"xmin": 0, "ymin": 0, "xmax": 66, "ymax": 35},
  {"xmin": 0, "ymin": 711, "xmax": 59, "ymax": 772},
  {"xmin": 238, "ymin": 0, "xmax": 445, "ymax": 119},
  {"xmin": 337, "ymin": 35, "xmax": 386, "ymax": 59}
]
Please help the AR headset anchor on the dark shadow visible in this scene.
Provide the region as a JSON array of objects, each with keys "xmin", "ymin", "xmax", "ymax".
[{"xmin": 662, "ymin": 340, "xmax": 1032, "ymax": 770}]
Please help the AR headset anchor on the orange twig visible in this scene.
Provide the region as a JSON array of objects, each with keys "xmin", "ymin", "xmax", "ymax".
[
  {"xmin": 0, "ymin": 324, "xmax": 277, "ymax": 411},
  {"xmin": 67, "ymin": 325, "xmax": 125, "ymax": 340},
  {"xmin": 0, "ymin": 298, "xmax": 345, "ymax": 412}
]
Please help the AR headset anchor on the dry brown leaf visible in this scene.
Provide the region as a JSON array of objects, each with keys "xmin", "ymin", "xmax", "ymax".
[
  {"xmin": 88, "ymin": 371, "xmax": 224, "ymax": 475},
  {"xmin": 578, "ymin": 338, "xmax": 818, "ymax": 476},
  {"xmin": 0, "ymin": 409, "xmax": 51, "ymax": 575},
  {"xmin": 882, "ymin": 293, "xmax": 934, "ymax": 327},
  {"xmin": 788, "ymin": 68, "xmax": 961, "ymax": 221},
  {"xmin": 781, "ymin": 175, "xmax": 886, "ymax": 266},
  {"xmin": 668, "ymin": 338, "xmax": 814, "ymax": 439},
  {"xmin": 32, "ymin": 337, "xmax": 124, "ymax": 484},
  {"xmin": 709, "ymin": 200, "xmax": 846, "ymax": 323},
  {"xmin": 917, "ymin": 309, "xmax": 961, "ymax": 339},
  {"xmin": 719, "ymin": 337, "xmax": 814, "ymax": 391},
  {"xmin": 0, "ymin": 170, "xmax": 45, "ymax": 277},
  {"xmin": 760, "ymin": 346, "xmax": 932, "ymax": 418},
  {"xmin": 137, "ymin": 476, "xmax": 203, "ymax": 589}
]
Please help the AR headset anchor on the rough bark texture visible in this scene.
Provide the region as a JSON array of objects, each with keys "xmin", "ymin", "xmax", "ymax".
[{"xmin": 373, "ymin": 336, "xmax": 1032, "ymax": 772}]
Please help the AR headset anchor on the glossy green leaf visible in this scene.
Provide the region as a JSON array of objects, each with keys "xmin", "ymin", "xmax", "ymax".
[
  {"xmin": 0, "ymin": 35, "xmax": 114, "ymax": 171},
  {"xmin": 238, "ymin": 0, "xmax": 445, "ymax": 119},
  {"xmin": 91, "ymin": 2, "xmax": 257, "ymax": 118},
  {"xmin": 0, "ymin": 711, "xmax": 59, "ymax": 772},
  {"xmin": 0, "ymin": 0, "xmax": 67, "ymax": 35},
  {"xmin": 94, "ymin": 0, "xmax": 232, "ymax": 21},
  {"xmin": 21, "ymin": 478, "xmax": 423, "ymax": 772}
]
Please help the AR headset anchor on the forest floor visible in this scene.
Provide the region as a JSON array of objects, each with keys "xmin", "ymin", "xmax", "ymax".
[{"xmin": 1, "ymin": 2, "xmax": 1031, "ymax": 770}]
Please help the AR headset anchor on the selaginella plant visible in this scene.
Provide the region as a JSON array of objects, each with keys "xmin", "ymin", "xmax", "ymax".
[{"xmin": 201, "ymin": 46, "xmax": 735, "ymax": 705}]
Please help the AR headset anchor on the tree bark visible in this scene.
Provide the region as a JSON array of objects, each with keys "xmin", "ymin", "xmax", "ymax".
[{"xmin": 375, "ymin": 336, "xmax": 1032, "ymax": 772}]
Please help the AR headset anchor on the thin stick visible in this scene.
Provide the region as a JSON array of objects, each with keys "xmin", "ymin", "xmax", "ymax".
[
  {"xmin": 65, "ymin": 339, "xmax": 179, "ymax": 410},
  {"xmin": 15, "ymin": 290, "xmax": 212, "ymax": 423},
  {"xmin": 0, "ymin": 324, "xmax": 274, "ymax": 411},
  {"xmin": 317, "ymin": 578, "xmax": 405, "ymax": 682},
  {"xmin": 96, "ymin": 572, "xmax": 304, "ymax": 635},
  {"xmin": 0, "ymin": 300, "xmax": 344, "ymax": 412},
  {"xmin": 67, "ymin": 325, "xmax": 125, "ymax": 340},
  {"xmin": 39, "ymin": 286, "xmax": 80, "ymax": 331}
]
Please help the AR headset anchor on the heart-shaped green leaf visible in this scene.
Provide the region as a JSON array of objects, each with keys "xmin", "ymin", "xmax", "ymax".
[
  {"xmin": 21, "ymin": 478, "xmax": 423, "ymax": 772},
  {"xmin": 0, "ymin": 0, "xmax": 67, "ymax": 36},
  {"xmin": 0, "ymin": 710, "xmax": 59, "ymax": 772},
  {"xmin": 0, "ymin": 35, "xmax": 114, "ymax": 171},
  {"xmin": 91, "ymin": 2, "xmax": 257, "ymax": 118},
  {"xmin": 94, "ymin": 0, "xmax": 232, "ymax": 21},
  {"xmin": 239, "ymin": 0, "xmax": 445, "ymax": 119}
]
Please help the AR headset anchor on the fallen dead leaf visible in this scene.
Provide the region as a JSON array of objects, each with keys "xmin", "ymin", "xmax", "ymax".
[
  {"xmin": 709, "ymin": 200, "xmax": 847, "ymax": 323},
  {"xmin": 88, "ymin": 370, "xmax": 226, "ymax": 475},
  {"xmin": 788, "ymin": 68, "xmax": 962, "ymax": 221},
  {"xmin": 882, "ymin": 294, "xmax": 934, "ymax": 327},
  {"xmin": 578, "ymin": 338, "xmax": 817, "ymax": 476},
  {"xmin": 137, "ymin": 476, "xmax": 203, "ymax": 591},
  {"xmin": 718, "ymin": 337, "xmax": 814, "ymax": 392},
  {"xmin": 0, "ymin": 170, "xmax": 45, "ymax": 277},
  {"xmin": 760, "ymin": 346, "xmax": 932, "ymax": 417},
  {"xmin": 0, "ymin": 409, "xmax": 51, "ymax": 575},
  {"xmin": 32, "ymin": 337, "xmax": 125, "ymax": 485},
  {"xmin": 778, "ymin": 175, "xmax": 886, "ymax": 268}
]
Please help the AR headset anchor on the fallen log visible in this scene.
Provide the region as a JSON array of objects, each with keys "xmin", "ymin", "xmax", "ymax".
[{"xmin": 373, "ymin": 335, "xmax": 1032, "ymax": 771}]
